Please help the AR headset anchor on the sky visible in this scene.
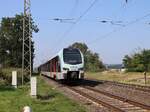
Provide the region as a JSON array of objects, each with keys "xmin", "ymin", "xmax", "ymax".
[{"xmin": 0, "ymin": 0, "xmax": 150, "ymax": 67}]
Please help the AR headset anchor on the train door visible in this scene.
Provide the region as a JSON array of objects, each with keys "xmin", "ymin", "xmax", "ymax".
[
  {"xmin": 56, "ymin": 56, "xmax": 61, "ymax": 79},
  {"xmin": 53, "ymin": 58, "xmax": 56, "ymax": 79},
  {"xmin": 50, "ymin": 61, "xmax": 52, "ymax": 78},
  {"xmin": 55, "ymin": 57, "xmax": 58, "ymax": 79},
  {"xmin": 58, "ymin": 58, "xmax": 61, "ymax": 73}
]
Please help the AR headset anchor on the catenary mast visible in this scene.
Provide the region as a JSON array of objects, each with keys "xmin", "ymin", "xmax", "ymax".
[{"xmin": 22, "ymin": 0, "xmax": 32, "ymax": 84}]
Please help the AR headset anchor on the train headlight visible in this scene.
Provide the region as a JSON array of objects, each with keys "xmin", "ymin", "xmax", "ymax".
[{"xmin": 63, "ymin": 68, "xmax": 69, "ymax": 71}]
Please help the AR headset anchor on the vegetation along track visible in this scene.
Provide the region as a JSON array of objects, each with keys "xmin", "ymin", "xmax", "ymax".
[
  {"xmin": 69, "ymin": 86, "xmax": 150, "ymax": 112},
  {"xmin": 86, "ymin": 78, "xmax": 150, "ymax": 93}
]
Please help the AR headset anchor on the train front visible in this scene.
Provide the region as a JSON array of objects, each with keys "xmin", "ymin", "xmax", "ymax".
[{"xmin": 61, "ymin": 48, "xmax": 84, "ymax": 80}]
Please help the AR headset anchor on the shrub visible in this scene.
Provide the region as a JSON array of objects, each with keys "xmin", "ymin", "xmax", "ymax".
[{"xmin": 0, "ymin": 68, "xmax": 30, "ymax": 85}]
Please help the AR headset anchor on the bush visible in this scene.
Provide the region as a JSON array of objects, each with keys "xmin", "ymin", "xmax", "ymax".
[
  {"xmin": 0, "ymin": 79, "xmax": 8, "ymax": 86},
  {"xmin": 69, "ymin": 42, "xmax": 106, "ymax": 72},
  {"xmin": 0, "ymin": 70, "xmax": 9, "ymax": 86},
  {"xmin": 123, "ymin": 49, "xmax": 150, "ymax": 72},
  {"xmin": 0, "ymin": 68, "xmax": 30, "ymax": 85}
]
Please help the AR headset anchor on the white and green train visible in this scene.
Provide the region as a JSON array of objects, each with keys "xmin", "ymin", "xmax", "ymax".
[{"xmin": 38, "ymin": 48, "xmax": 84, "ymax": 80}]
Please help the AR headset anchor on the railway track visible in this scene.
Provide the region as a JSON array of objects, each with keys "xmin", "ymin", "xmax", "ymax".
[
  {"xmin": 83, "ymin": 86, "xmax": 150, "ymax": 110},
  {"xmin": 43, "ymin": 76, "xmax": 150, "ymax": 112},
  {"xmin": 85, "ymin": 78, "xmax": 150, "ymax": 93},
  {"xmin": 68, "ymin": 86, "xmax": 125, "ymax": 112},
  {"xmin": 69, "ymin": 86, "xmax": 150, "ymax": 112}
]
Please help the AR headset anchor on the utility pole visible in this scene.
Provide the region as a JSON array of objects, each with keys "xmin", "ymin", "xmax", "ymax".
[
  {"xmin": 144, "ymin": 71, "xmax": 147, "ymax": 85},
  {"xmin": 22, "ymin": 0, "xmax": 32, "ymax": 85}
]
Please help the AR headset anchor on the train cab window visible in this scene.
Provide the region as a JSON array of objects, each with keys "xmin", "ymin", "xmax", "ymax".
[{"xmin": 63, "ymin": 48, "xmax": 82, "ymax": 65}]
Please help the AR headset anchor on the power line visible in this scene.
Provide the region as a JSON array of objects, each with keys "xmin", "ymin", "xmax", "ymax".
[
  {"xmin": 50, "ymin": 18, "xmax": 75, "ymax": 24},
  {"xmin": 88, "ymin": 12, "xmax": 150, "ymax": 45},
  {"xmin": 51, "ymin": 17, "xmax": 126, "ymax": 26},
  {"xmin": 60, "ymin": 0, "xmax": 99, "ymax": 42},
  {"xmin": 50, "ymin": 17, "xmax": 150, "ymax": 26},
  {"xmin": 51, "ymin": 0, "xmax": 99, "ymax": 53}
]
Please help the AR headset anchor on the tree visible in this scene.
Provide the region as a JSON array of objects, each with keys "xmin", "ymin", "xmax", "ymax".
[
  {"xmin": 69, "ymin": 42, "xmax": 105, "ymax": 72},
  {"xmin": 123, "ymin": 49, "xmax": 150, "ymax": 72},
  {"xmin": 0, "ymin": 14, "xmax": 39, "ymax": 68},
  {"xmin": 69, "ymin": 42, "xmax": 88, "ymax": 54}
]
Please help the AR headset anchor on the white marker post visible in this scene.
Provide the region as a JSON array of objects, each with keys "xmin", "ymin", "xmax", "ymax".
[
  {"xmin": 12, "ymin": 71, "xmax": 17, "ymax": 88},
  {"xmin": 30, "ymin": 77, "xmax": 37, "ymax": 97},
  {"xmin": 23, "ymin": 106, "xmax": 32, "ymax": 112}
]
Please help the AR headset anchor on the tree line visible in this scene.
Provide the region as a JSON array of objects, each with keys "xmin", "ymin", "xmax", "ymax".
[
  {"xmin": 0, "ymin": 14, "xmax": 150, "ymax": 73},
  {"xmin": 69, "ymin": 42, "xmax": 105, "ymax": 72},
  {"xmin": 0, "ymin": 14, "xmax": 38, "ymax": 68},
  {"xmin": 123, "ymin": 49, "xmax": 150, "ymax": 72},
  {"xmin": 0, "ymin": 14, "xmax": 105, "ymax": 72}
]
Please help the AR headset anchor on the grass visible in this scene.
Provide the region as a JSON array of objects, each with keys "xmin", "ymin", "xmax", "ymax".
[
  {"xmin": 1, "ymin": 68, "xmax": 30, "ymax": 85},
  {"xmin": 85, "ymin": 71, "xmax": 150, "ymax": 86},
  {"xmin": 0, "ymin": 76, "xmax": 86, "ymax": 112},
  {"xmin": 1, "ymin": 68, "xmax": 23, "ymax": 78}
]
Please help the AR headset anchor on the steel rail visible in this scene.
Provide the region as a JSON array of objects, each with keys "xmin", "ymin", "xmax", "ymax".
[
  {"xmin": 68, "ymin": 87, "xmax": 125, "ymax": 112},
  {"xmin": 86, "ymin": 78, "xmax": 150, "ymax": 93},
  {"xmin": 83, "ymin": 86, "xmax": 150, "ymax": 110}
]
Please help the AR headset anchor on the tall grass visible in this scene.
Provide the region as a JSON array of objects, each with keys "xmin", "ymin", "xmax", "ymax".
[{"xmin": 0, "ymin": 68, "xmax": 29, "ymax": 85}]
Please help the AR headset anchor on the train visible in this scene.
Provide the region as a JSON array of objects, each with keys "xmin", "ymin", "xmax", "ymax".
[{"xmin": 38, "ymin": 48, "xmax": 84, "ymax": 80}]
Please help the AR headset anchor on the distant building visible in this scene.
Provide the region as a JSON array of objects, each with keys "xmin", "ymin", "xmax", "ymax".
[
  {"xmin": 106, "ymin": 64, "xmax": 123, "ymax": 69},
  {"xmin": 120, "ymin": 68, "xmax": 126, "ymax": 73},
  {"xmin": 105, "ymin": 64, "xmax": 126, "ymax": 73}
]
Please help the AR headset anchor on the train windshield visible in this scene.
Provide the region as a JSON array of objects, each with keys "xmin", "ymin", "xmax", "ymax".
[{"xmin": 63, "ymin": 49, "xmax": 82, "ymax": 65}]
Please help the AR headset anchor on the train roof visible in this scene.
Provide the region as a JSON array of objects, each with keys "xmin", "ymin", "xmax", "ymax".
[{"xmin": 38, "ymin": 48, "xmax": 81, "ymax": 68}]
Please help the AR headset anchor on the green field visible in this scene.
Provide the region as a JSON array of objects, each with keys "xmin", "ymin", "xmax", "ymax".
[
  {"xmin": 85, "ymin": 71, "xmax": 150, "ymax": 86},
  {"xmin": 0, "ymin": 76, "xmax": 86, "ymax": 112}
]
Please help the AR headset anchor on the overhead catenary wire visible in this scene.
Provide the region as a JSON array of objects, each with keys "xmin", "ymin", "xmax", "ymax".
[
  {"xmin": 51, "ymin": 17, "xmax": 149, "ymax": 26},
  {"xmin": 51, "ymin": 17, "xmax": 127, "ymax": 26},
  {"xmin": 49, "ymin": 0, "xmax": 136, "ymax": 49},
  {"xmin": 51, "ymin": 0, "xmax": 99, "ymax": 53},
  {"xmin": 47, "ymin": 0, "xmax": 148, "ymax": 57},
  {"xmin": 50, "ymin": 18, "xmax": 75, "ymax": 24},
  {"xmin": 87, "ymin": 12, "xmax": 150, "ymax": 45}
]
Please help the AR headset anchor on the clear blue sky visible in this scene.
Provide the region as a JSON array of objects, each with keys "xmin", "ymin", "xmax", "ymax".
[{"xmin": 0, "ymin": 0, "xmax": 150, "ymax": 67}]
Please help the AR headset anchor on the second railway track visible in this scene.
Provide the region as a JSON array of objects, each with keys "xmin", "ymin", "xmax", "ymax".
[
  {"xmin": 68, "ymin": 86, "xmax": 125, "ymax": 112},
  {"xmin": 82, "ymin": 86, "xmax": 150, "ymax": 110},
  {"xmin": 69, "ymin": 86, "xmax": 150, "ymax": 112},
  {"xmin": 85, "ymin": 78, "xmax": 150, "ymax": 93}
]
